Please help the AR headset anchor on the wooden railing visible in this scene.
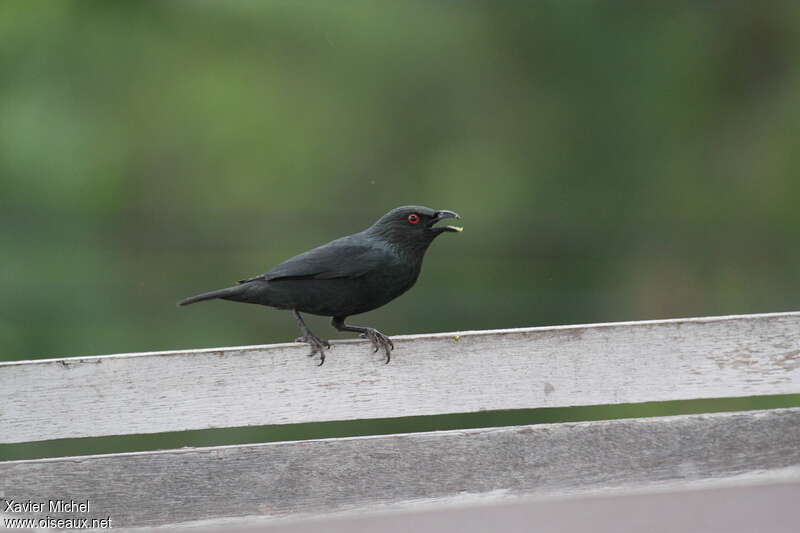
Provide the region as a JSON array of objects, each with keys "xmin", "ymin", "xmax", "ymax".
[{"xmin": 2, "ymin": 312, "xmax": 799, "ymax": 531}]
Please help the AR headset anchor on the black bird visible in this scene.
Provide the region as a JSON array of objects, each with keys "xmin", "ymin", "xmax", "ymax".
[{"xmin": 178, "ymin": 206, "xmax": 462, "ymax": 365}]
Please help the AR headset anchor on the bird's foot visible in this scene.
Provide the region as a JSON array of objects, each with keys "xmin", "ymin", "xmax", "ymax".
[
  {"xmin": 360, "ymin": 328, "xmax": 394, "ymax": 364},
  {"xmin": 295, "ymin": 334, "xmax": 331, "ymax": 366}
]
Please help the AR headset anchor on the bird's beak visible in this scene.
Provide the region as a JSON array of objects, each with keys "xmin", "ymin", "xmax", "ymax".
[{"xmin": 430, "ymin": 210, "xmax": 463, "ymax": 233}]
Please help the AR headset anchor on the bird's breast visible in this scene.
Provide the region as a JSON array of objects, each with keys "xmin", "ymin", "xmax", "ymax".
[
  {"xmin": 362, "ymin": 262, "xmax": 420, "ymax": 298},
  {"xmin": 320, "ymin": 262, "xmax": 420, "ymax": 317}
]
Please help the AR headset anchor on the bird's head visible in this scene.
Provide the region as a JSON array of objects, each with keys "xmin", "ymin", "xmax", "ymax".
[{"xmin": 366, "ymin": 205, "xmax": 462, "ymax": 251}]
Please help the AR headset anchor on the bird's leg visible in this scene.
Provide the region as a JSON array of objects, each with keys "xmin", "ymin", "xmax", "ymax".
[
  {"xmin": 331, "ymin": 316, "xmax": 394, "ymax": 364},
  {"xmin": 293, "ymin": 310, "xmax": 330, "ymax": 366}
]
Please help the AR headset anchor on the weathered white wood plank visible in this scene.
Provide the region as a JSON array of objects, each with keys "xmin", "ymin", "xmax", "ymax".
[
  {"xmin": 1, "ymin": 408, "xmax": 798, "ymax": 529},
  {"xmin": 2, "ymin": 311, "xmax": 800, "ymax": 443}
]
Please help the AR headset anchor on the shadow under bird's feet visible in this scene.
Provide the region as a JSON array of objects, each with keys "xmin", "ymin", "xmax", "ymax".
[
  {"xmin": 295, "ymin": 334, "xmax": 330, "ymax": 366},
  {"xmin": 360, "ymin": 328, "xmax": 394, "ymax": 364}
]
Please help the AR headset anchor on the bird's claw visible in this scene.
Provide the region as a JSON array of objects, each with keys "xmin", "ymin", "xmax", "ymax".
[
  {"xmin": 361, "ymin": 328, "xmax": 394, "ymax": 364},
  {"xmin": 296, "ymin": 334, "xmax": 330, "ymax": 366},
  {"xmin": 296, "ymin": 335, "xmax": 330, "ymax": 348}
]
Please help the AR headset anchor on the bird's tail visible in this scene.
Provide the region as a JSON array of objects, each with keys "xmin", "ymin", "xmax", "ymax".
[{"xmin": 177, "ymin": 286, "xmax": 245, "ymax": 307}]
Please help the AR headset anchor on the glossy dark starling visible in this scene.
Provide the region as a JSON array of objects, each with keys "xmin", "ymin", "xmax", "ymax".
[{"xmin": 178, "ymin": 206, "xmax": 462, "ymax": 364}]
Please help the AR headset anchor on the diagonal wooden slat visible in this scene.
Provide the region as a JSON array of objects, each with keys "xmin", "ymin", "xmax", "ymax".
[
  {"xmin": 2, "ymin": 312, "xmax": 800, "ymax": 443},
  {"xmin": 1, "ymin": 409, "xmax": 798, "ymax": 529}
]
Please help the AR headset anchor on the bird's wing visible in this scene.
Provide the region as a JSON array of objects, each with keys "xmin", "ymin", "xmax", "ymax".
[{"xmin": 239, "ymin": 236, "xmax": 389, "ymax": 283}]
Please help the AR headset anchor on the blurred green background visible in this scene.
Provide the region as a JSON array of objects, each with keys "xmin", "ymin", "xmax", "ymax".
[{"xmin": 2, "ymin": 1, "xmax": 800, "ymax": 458}]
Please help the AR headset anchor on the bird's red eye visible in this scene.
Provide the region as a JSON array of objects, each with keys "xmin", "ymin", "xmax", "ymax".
[{"xmin": 407, "ymin": 214, "xmax": 420, "ymax": 225}]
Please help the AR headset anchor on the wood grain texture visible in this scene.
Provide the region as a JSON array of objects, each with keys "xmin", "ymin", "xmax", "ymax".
[
  {"xmin": 3, "ymin": 311, "xmax": 800, "ymax": 443},
  {"xmin": 1, "ymin": 409, "xmax": 798, "ymax": 529}
]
